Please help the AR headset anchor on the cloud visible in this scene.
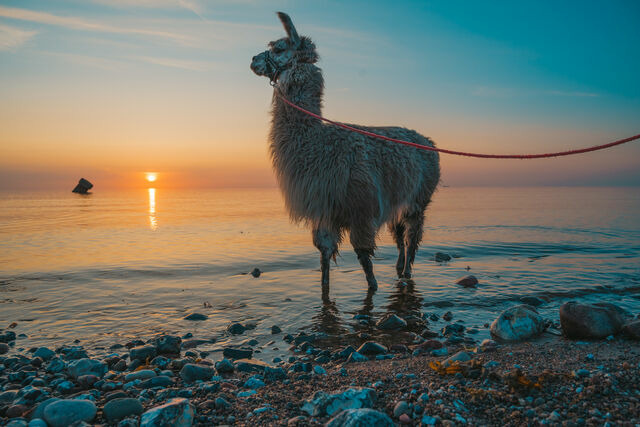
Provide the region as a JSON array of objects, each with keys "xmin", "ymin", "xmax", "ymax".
[
  {"xmin": 40, "ymin": 51, "xmax": 125, "ymax": 70},
  {"xmin": 0, "ymin": 23, "xmax": 37, "ymax": 50},
  {"xmin": 0, "ymin": 5, "xmax": 191, "ymax": 43}
]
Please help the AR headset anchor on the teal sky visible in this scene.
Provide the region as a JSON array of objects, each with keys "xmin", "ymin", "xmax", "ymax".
[{"xmin": 0, "ymin": 0, "xmax": 639, "ymax": 189}]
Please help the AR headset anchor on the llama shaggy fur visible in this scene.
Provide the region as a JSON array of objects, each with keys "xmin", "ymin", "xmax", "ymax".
[{"xmin": 251, "ymin": 12, "xmax": 440, "ymax": 291}]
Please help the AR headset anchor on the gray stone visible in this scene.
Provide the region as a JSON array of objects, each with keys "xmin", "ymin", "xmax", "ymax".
[
  {"xmin": 443, "ymin": 351, "xmax": 472, "ymax": 367},
  {"xmin": 5, "ymin": 420, "xmax": 28, "ymax": 427},
  {"xmin": 347, "ymin": 351, "xmax": 368, "ymax": 363},
  {"xmin": 129, "ymin": 345, "xmax": 157, "ymax": 362},
  {"xmin": 623, "ymin": 320, "xmax": 640, "ymax": 339},
  {"xmin": 180, "ymin": 363, "xmax": 215, "ymax": 383},
  {"xmin": 301, "ymin": 388, "xmax": 376, "ymax": 417},
  {"xmin": 434, "ymin": 252, "xmax": 451, "ymax": 262},
  {"xmin": 28, "ymin": 419, "xmax": 47, "ymax": 427},
  {"xmin": 0, "ymin": 390, "xmax": 18, "ymax": 401},
  {"xmin": 356, "ymin": 341, "xmax": 387, "ymax": 356},
  {"xmin": 326, "ymin": 408, "xmax": 394, "ymax": 427},
  {"xmin": 72, "ymin": 178, "xmax": 93, "ymax": 194},
  {"xmin": 31, "ymin": 397, "xmax": 61, "ymax": 420},
  {"xmin": 271, "ymin": 325, "xmax": 282, "ymax": 334},
  {"xmin": 393, "ymin": 401, "xmax": 411, "ymax": 418},
  {"xmin": 215, "ymin": 358, "xmax": 234, "ymax": 374},
  {"xmin": 140, "ymin": 398, "xmax": 195, "ymax": 427},
  {"xmin": 214, "ymin": 397, "xmax": 231, "ymax": 410},
  {"xmin": 490, "ymin": 305, "xmax": 546, "ymax": 342},
  {"xmin": 43, "ymin": 399, "xmax": 97, "ymax": 427},
  {"xmin": 222, "ymin": 347, "xmax": 252, "ymax": 359},
  {"xmin": 560, "ymin": 302, "xmax": 631, "ymax": 339},
  {"xmin": 103, "ymin": 398, "xmax": 144, "ymax": 422},
  {"xmin": 138, "ymin": 375, "xmax": 173, "ymax": 389},
  {"xmin": 67, "ymin": 358, "xmax": 107, "ymax": 379},
  {"xmin": 375, "ymin": 314, "xmax": 407, "ymax": 330},
  {"xmin": 33, "ymin": 347, "xmax": 55, "ymax": 361},
  {"xmin": 154, "ymin": 335, "xmax": 182, "ymax": 354},
  {"xmin": 184, "ymin": 313, "xmax": 208, "ymax": 321},
  {"xmin": 0, "ymin": 342, "xmax": 9, "ymax": 354},
  {"xmin": 124, "ymin": 369, "xmax": 157, "ymax": 382}
]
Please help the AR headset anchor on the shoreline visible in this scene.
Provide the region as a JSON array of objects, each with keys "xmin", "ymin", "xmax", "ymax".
[{"xmin": 1, "ymin": 330, "xmax": 640, "ymax": 426}]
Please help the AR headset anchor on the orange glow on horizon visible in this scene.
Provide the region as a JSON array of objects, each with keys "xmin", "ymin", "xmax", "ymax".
[{"xmin": 146, "ymin": 172, "xmax": 157, "ymax": 183}]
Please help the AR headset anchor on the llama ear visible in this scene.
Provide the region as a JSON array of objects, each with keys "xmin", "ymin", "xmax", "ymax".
[{"xmin": 277, "ymin": 12, "xmax": 300, "ymax": 47}]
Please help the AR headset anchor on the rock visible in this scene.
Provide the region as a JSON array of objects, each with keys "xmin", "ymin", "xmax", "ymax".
[
  {"xmin": 72, "ymin": 178, "xmax": 93, "ymax": 194},
  {"xmin": 376, "ymin": 314, "xmax": 407, "ymax": 330},
  {"xmin": 346, "ymin": 351, "xmax": 368, "ymax": 363},
  {"xmin": 184, "ymin": 312, "xmax": 208, "ymax": 321},
  {"xmin": 129, "ymin": 345, "xmax": 157, "ymax": 362},
  {"xmin": 181, "ymin": 338, "xmax": 211, "ymax": 349},
  {"xmin": 67, "ymin": 358, "xmax": 107, "ymax": 379},
  {"xmin": 393, "ymin": 401, "xmax": 411, "ymax": 418},
  {"xmin": 0, "ymin": 390, "xmax": 18, "ymax": 402},
  {"xmin": 215, "ymin": 397, "xmax": 231, "ymax": 410},
  {"xmin": 0, "ymin": 342, "xmax": 8, "ymax": 354},
  {"xmin": 301, "ymin": 388, "xmax": 376, "ymax": 417},
  {"xmin": 326, "ymin": 408, "xmax": 394, "ymax": 427},
  {"xmin": 490, "ymin": 305, "xmax": 546, "ymax": 342},
  {"xmin": 0, "ymin": 330, "xmax": 16, "ymax": 342},
  {"xmin": 43, "ymin": 399, "xmax": 97, "ymax": 427},
  {"xmin": 222, "ymin": 347, "xmax": 252, "ymax": 359},
  {"xmin": 28, "ymin": 419, "xmax": 48, "ymax": 427},
  {"xmin": 154, "ymin": 335, "xmax": 182, "ymax": 354},
  {"xmin": 180, "ymin": 364, "xmax": 215, "ymax": 383},
  {"xmin": 33, "ymin": 347, "xmax": 55, "ymax": 360},
  {"xmin": 5, "ymin": 420, "xmax": 28, "ymax": 427},
  {"xmin": 264, "ymin": 366, "xmax": 287, "ymax": 381},
  {"xmin": 103, "ymin": 398, "xmax": 144, "ymax": 422},
  {"xmin": 356, "ymin": 341, "xmax": 388, "ymax": 355},
  {"xmin": 7, "ymin": 404, "xmax": 28, "ymax": 418},
  {"xmin": 227, "ymin": 322, "xmax": 246, "ymax": 335},
  {"xmin": 559, "ymin": 302, "xmax": 631, "ymax": 339},
  {"xmin": 244, "ymin": 376, "xmax": 266, "ymax": 389},
  {"xmin": 215, "ymin": 358, "xmax": 234, "ymax": 373},
  {"xmin": 434, "ymin": 252, "xmax": 451, "ymax": 262},
  {"xmin": 250, "ymin": 268, "xmax": 261, "ymax": 278},
  {"xmin": 456, "ymin": 275, "xmax": 478, "ymax": 288},
  {"xmin": 443, "ymin": 351, "xmax": 472, "ymax": 367},
  {"xmin": 520, "ymin": 296, "xmax": 545, "ymax": 307},
  {"xmin": 442, "ymin": 311, "xmax": 453, "ymax": 321},
  {"xmin": 623, "ymin": 320, "xmax": 640, "ymax": 339},
  {"xmin": 140, "ymin": 398, "xmax": 195, "ymax": 427},
  {"xmin": 31, "ymin": 398, "xmax": 61, "ymax": 420},
  {"xmin": 124, "ymin": 370, "xmax": 157, "ymax": 382},
  {"xmin": 77, "ymin": 374, "xmax": 99, "ymax": 388},
  {"xmin": 271, "ymin": 325, "xmax": 282, "ymax": 334},
  {"xmin": 138, "ymin": 376, "xmax": 173, "ymax": 389}
]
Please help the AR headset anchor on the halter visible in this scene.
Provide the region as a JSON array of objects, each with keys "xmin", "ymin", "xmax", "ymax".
[{"xmin": 265, "ymin": 52, "xmax": 284, "ymax": 85}]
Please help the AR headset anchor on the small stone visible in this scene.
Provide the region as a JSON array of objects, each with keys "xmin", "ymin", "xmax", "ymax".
[
  {"xmin": 271, "ymin": 325, "xmax": 282, "ymax": 334},
  {"xmin": 129, "ymin": 345, "xmax": 157, "ymax": 362},
  {"xmin": 347, "ymin": 351, "xmax": 368, "ymax": 363},
  {"xmin": 376, "ymin": 314, "xmax": 407, "ymax": 330},
  {"xmin": 43, "ymin": 399, "xmax": 97, "ymax": 427},
  {"xmin": 326, "ymin": 408, "xmax": 393, "ymax": 427},
  {"xmin": 32, "ymin": 347, "xmax": 55, "ymax": 360},
  {"xmin": 184, "ymin": 313, "xmax": 208, "ymax": 321},
  {"xmin": 138, "ymin": 376, "xmax": 173, "ymax": 389},
  {"xmin": 72, "ymin": 178, "xmax": 93, "ymax": 194},
  {"xmin": 227, "ymin": 322, "xmax": 246, "ymax": 335},
  {"xmin": 103, "ymin": 398, "xmax": 144, "ymax": 422},
  {"xmin": 622, "ymin": 320, "xmax": 640, "ymax": 339},
  {"xmin": 124, "ymin": 370, "xmax": 157, "ymax": 382},
  {"xmin": 222, "ymin": 347, "xmax": 252, "ymax": 359},
  {"xmin": 455, "ymin": 275, "xmax": 478, "ymax": 288},
  {"xmin": 520, "ymin": 296, "xmax": 545, "ymax": 307},
  {"xmin": 154, "ymin": 335, "xmax": 182, "ymax": 354},
  {"xmin": 244, "ymin": 376, "xmax": 266, "ymax": 389},
  {"xmin": 393, "ymin": 401, "xmax": 411, "ymax": 418},
  {"xmin": 435, "ymin": 252, "xmax": 451, "ymax": 262},
  {"xmin": 399, "ymin": 413, "xmax": 412, "ymax": 424},
  {"xmin": 356, "ymin": 341, "xmax": 388, "ymax": 355},
  {"xmin": 180, "ymin": 363, "xmax": 215, "ymax": 383},
  {"xmin": 443, "ymin": 351, "xmax": 472, "ymax": 366},
  {"xmin": 215, "ymin": 358, "xmax": 235, "ymax": 373},
  {"xmin": 215, "ymin": 397, "xmax": 231, "ymax": 410},
  {"xmin": 67, "ymin": 358, "xmax": 107, "ymax": 379},
  {"xmin": 250, "ymin": 268, "xmax": 261, "ymax": 278},
  {"xmin": 140, "ymin": 398, "xmax": 195, "ymax": 427},
  {"xmin": 0, "ymin": 342, "xmax": 9, "ymax": 354},
  {"xmin": 313, "ymin": 365, "xmax": 327, "ymax": 375},
  {"xmin": 559, "ymin": 301, "xmax": 630, "ymax": 339},
  {"xmin": 442, "ymin": 311, "xmax": 453, "ymax": 321},
  {"xmin": 302, "ymin": 388, "xmax": 376, "ymax": 417}
]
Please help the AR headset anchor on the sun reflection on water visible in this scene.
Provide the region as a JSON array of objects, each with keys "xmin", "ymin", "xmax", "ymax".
[{"xmin": 148, "ymin": 188, "xmax": 157, "ymax": 230}]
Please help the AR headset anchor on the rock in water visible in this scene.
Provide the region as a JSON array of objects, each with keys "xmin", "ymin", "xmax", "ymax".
[
  {"xmin": 376, "ymin": 314, "xmax": 407, "ymax": 330},
  {"xmin": 434, "ymin": 252, "xmax": 451, "ymax": 262},
  {"xmin": 455, "ymin": 275, "xmax": 478, "ymax": 288},
  {"xmin": 301, "ymin": 388, "xmax": 376, "ymax": 417},
  {"xmin": 251, "ymin": 268, "xmax": 261, "ymax": 278},
  {"xmin": 43, "ymin": 399, "xmax": 97, "ymax": 427},
  {"xmin": 72, "ymin": 178, "xmax": 93, "ymax": 194},
  {"xmin": 154, "ymin": 335, "xmax": 182, "ymax": 354},
  {"xmin": 140, "ymin": 398, "xmax": 195, "ymax": 427},
  {"xmin": 490, "ymin": 305, "xmax": 546, "ymax": 342},
  {"xmin": 623, "ymin": 320, "xmax": 640, "ymax": 339},
  {"xmin": 559, "ymin": 302, "xmax": 630, "ymax": 339},
  {"xmin": 356, "ymin": 341, "xmax": 388, "ymax": 355},
  {"xmin": 326, "ymin": 408, "xmax": 394, "ymax": 427}
]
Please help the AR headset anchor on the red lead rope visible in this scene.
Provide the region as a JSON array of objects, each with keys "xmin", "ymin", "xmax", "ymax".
[{"xmin": 276, "ymin": 91, "xmax": 639, "ymax": 159}]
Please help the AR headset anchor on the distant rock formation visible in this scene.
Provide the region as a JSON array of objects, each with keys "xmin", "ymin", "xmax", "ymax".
[{"xmin": 72, "ymin": 178, "xmax": 93, "ymax": 194}]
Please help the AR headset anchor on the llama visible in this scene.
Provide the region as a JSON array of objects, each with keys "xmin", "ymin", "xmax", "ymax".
[{"xmin": 250, "ymin": 12, "xmax": 440, "ymax": 292}]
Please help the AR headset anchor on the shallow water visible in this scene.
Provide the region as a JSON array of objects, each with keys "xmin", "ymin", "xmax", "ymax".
[{"xmin": 1, "ymin": 186, "xmax": 639, "ymax": 360}]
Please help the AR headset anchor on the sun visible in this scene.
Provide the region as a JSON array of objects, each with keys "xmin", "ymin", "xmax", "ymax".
[{"xmin": 146, "ymin": 172, "xmax": 157, "ymax": 183}]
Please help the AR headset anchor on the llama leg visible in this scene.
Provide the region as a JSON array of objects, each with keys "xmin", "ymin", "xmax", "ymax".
[
  {"xmin": 312, "ymin": 227, "xmax": 339, "ymax": 289},
  {"xmin": 389, "ymin": 222, "xmax": 406, "ymax": 278},
  {"xmin": 402, "ymin": 210, "xmax": 425, "ymax": 279},
  {"xmin": 350, "ymin": 228, "xmax": 378, "ymax": 290}
]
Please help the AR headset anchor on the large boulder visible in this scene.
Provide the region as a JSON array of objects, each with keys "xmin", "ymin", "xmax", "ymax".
[
  {"xmin": 301, "ymin": 388, "xmax": 376, "ymax": 417},
  {"xmin": 140, "ymin": 398, "xmax": 195, "ymax": 427},
  {"xmin": 72, "ymin": 178, "xmax": 93, "ymax": 194},
  {"xmin": 43, "ymin": 399, "xmax": 97, "ymax": 427},
  {"xmin": 560, "ymin": 302, "xmax": 631, "ymax": 339},
  {"xmin": 490, "ymin": 305, "xmax": 546, "ymax": 342},
  {"xmin": 326, "ymin": 408, "xmax": 394, "ymax": 427}
]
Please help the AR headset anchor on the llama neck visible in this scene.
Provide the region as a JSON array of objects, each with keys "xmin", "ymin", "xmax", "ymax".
[{"xmin": 271, "ymin": 64, "xmax": 324, "ymax": 132}]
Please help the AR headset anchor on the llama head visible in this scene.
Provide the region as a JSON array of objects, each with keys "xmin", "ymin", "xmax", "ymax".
[{"xmin": 250, "ymin": 12, "xmax": 318, "ymax": 83}]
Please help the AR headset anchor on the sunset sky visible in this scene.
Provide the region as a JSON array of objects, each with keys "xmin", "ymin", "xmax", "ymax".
[{"xmin": 1, "ymin": 0, "xmax": 639, "ymax": 190}]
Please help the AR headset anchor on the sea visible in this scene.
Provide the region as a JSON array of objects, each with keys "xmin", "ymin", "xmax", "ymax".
[{"xmin": 1, "ymin": 186, "xmax": 639, "ymax": 361}]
